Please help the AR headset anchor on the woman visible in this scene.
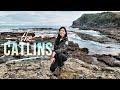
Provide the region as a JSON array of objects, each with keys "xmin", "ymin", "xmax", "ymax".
[{"xmin": 50, "ymin": 27, "xmax": 68, "ymax": 76}]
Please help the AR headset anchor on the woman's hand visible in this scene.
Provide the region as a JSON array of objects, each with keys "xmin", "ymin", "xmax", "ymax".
[
  {"xmin": 52, "ymin": 52, "xmax": 56, "ymax": 57},
  {"xmin": 50, "ymin": 58, "xmax": 55, "ymax": 63},
  {"xmin": 50, "ymin": 52, "xmax": 56, "ymax": 62}
]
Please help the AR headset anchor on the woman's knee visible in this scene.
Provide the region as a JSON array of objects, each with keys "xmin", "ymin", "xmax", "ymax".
[{"xmin": 56, "ymin": 53, "xmax": 62, "ymax": 58}]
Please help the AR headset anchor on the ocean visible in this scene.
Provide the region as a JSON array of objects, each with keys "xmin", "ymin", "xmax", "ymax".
[
  {"xmin": 0, "ymin": 25, "xmax": 70, "ymax": 32},
  {"xmin": 0, "ymin": 25, "xmax": 120, "ymax": 55}
]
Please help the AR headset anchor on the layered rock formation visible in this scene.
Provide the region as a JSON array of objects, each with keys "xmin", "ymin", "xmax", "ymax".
[{"xmin": 0, "ymin": 58, "xmax": 120, "ymax": 79}]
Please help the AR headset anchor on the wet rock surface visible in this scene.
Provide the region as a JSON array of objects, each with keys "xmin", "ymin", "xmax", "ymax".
[
  {"xmin": 76, "ymin": 32, "xmax": 118, "ymax": 44},
  {"xmin": 96, "ymin": 54, "xmax": 120, "ymax": 67},
  {"xmin": 93, "ymin": 28, "xmax": 120, "ymax": 43},
  {"xmin": 59, "ymin": 58, "xmax": 120, "ymax": 79},
  {"xmin": 68, "ymin": 41, "xmax": 93, "ymax": 63},
  {"xmin": 0, "ymin": 58, "xmax": 120, "ymax": 79}
]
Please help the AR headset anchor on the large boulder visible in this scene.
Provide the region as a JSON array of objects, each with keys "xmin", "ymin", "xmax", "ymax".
[{"xmin": 97, "ymin": 54, "xmax": 120, "ymax": 67}]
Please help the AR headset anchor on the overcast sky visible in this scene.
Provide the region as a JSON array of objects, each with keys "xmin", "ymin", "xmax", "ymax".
[{"xmin": 0, "ymin": 11, "xmax": 119, "ymax": 26}]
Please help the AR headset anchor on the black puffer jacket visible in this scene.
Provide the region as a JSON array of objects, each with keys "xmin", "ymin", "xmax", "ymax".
[{"xmin": 53, "ymin": 37, "xmax": 68, "ymax": 56}]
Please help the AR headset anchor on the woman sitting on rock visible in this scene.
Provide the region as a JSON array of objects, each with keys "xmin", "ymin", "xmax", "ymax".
[{"xmin": 50, "ymin": 27, "xmax": 68, "ymax": 76}]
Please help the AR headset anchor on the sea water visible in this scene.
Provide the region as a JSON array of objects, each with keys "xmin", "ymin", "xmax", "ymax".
[{"xmin": 0, "ymin": 25, "xmax": 120, "ymax": 56}]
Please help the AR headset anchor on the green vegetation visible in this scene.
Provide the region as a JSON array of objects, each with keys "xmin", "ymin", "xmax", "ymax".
[{"xmin": 72, "ymin": 12, "xmax": 120, "ymax": 28}]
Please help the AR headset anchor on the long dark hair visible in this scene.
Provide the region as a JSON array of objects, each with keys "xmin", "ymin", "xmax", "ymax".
[{"xmin": 55, "ymin": 27, "xmax": 68, "ymax": 45}]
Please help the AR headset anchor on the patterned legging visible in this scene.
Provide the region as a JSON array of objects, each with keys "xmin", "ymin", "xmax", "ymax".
[{"xmin": 50, "ymin": 52, "xmax": 67, "ymax": 72}]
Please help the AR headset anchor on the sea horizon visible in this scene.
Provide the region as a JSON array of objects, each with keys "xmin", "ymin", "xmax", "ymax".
[{"xmin": 0, "ymin": 25, "xmax": 71, "ymax": 32}]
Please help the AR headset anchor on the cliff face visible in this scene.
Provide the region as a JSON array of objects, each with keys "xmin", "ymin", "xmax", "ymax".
[{"xmin": 71, "ymin": 12, "xmax": 120, "ymax": 29}]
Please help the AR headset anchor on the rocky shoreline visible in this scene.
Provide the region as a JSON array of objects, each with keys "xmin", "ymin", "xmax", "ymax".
[
  {"xmin": 92, "ymin": 28, "xmax": 120, "ymax": 43},
  {"xmin": 75, "ymin": 32, "xmax": 118, "ymax": 44},
  {"xmin": 71, "ymin": 12, "xmax": 120, "ymax": 43},
  {"xmin": 70, "ymin": 28, "xmax": 120, "ymax": 67},
  {"xmin": 0, "ymin": 28, "xmax": 120, "ymax": 79},
  {"xmin": 0, "ymin": 58, "xmax": 120, "ymax": 79}
]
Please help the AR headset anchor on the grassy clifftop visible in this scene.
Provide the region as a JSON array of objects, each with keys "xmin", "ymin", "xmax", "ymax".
[{"xmin": 72, "ymin": 12, "xmax": 120, "ymax": 29}]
